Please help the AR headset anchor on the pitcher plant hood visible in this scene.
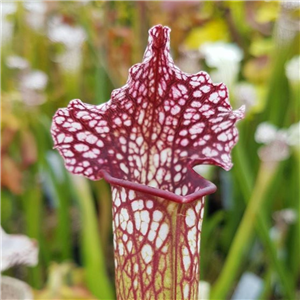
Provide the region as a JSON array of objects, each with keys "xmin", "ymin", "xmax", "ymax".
[{"xmin": 51, "ymin": 25, "xmax": 245, "ymax": 203}]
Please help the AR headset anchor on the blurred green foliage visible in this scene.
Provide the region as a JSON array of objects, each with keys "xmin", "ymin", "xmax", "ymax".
[{"xmin": 1, "ymin": 1, "xmax": 299, "ymax": 299}]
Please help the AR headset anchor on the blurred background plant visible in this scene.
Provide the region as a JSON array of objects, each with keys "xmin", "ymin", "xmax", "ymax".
[
  {"xmin": 1, "ymin": 227, "xmax": 38, "ymax": 300},
  {"xmin": 1, "ymin": 1, "xmax": 299, "ymax": 299}
]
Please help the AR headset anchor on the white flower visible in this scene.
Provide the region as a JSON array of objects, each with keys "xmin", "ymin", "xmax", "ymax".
[
  {"xmin": 24, "ymin": 1, "xmax": 47, "ymax": 30},
  {"xmin": 285, "ymin": 56, "xmax": 300, "ymax": 82},
  {"xmin": 21, "ymin": 70, "xmax": 48, "ymax": 90},
  {"xmin": 6, "ymin": 56, "xmax": 29, "ymax": 70},
  {"xmin": 1, "ymin": 277, "xmax": 34, "ymax": 300},
  {"xmin": 273, "ymin": 208, "xmax": 297, "ymax": 225},
  {"xmin": 19, "ymin": 70, "xmax": 48, "ymax": 105},
  {"xmin": 258, "ymin": 139, "xmax": 290, "ymax": 162},
  {"xmin": 200, "ymin": 42, "xmax": 243, "ymax": 67},
  {"xmin": 48, "ymin": 16, "xmax": 86, "ymax": 48},
  {"xmin": 2, "ymin": 20, "xmax": 14, "ymax": 43},
  {"xmin": 255, "ymin": 122, "xmax": 279, "ymax": 144},
  {"xmin": 2, "ymin": 2, "xmax": 17, "ymax": 16},
  {"xmin": 276, "ymin": 1, "xmax": 300, "ymax": 43},
  {"xmin": 255, "ymin": 122, "xmax": 288, "ymax": 162},
  {"xmin": 23, "ymin": 1, "xmax": 47, "ymax": 13},
  {"xmin": 2, "ymin": 3, "xmax": 17, "ymax": 43},
  {"xmin": 199, "ymin": 42, "xmax": 243, "ymax": 86},
  {"xmin": 282, "ymin": 1, "xmax": 300, "ymax": 10},
  {"xmin": 47, "ymin": 16, "xmax": 86, "ymax": 72},
  {"xmin": 1, "ymin": 228, "xmax": 38, "ymax": 272},
  {"xmin": 255, "ymin": 121, "xmax": 299, "ymax": 162}
]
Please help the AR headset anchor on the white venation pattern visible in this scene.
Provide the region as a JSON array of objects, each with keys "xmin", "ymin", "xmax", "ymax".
[
  {"xmin": 51, "ymin": 25, "xmax": 244, "ymax": 198},
  {"xmin": 141, "ymin": 244, "xmax": 154, "ymax": 264},
  {"xmin": 50, "ymin": 24, "xmax": 244, "ymax": 300},
  {"xmin": 112, "ymin": 186, "xmax": 206, "ymax": 300}
]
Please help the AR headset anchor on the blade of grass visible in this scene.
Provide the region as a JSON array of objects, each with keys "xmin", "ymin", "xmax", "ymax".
[
  {"xmin": 95, "ymin": 65, "xmax": 111, "ymax": 104},
  {"xmin": 93, "ymin": 180, "xmax": 112, "ymax": 251},
  {"xmin": 32, "ymin": 117, "xmax": 73, "ymax": 262},
  {"xmin": 21, "ymin": 180, "xmax": 43, "ymax": 289},
  {"xmin": 200, "ymin": 210, "xmax": 226, "ymax": 280},
  {"xmin": 211, "ymin": 143, "xmax": 295, "ymax": 299},
  {"xmin": 28, "ymin": 119, "xmax": 54, "ymax": 272},
  {"xmin": 263, "ymin": 41, "xmax": 293, "ymax": 127},
  {"xmin": 80, "ymin": 5, "xmax": 118, "ymax": 88},
  {"xmin": 45, "ymin": 153, "xmax": 72, "ymax": 261},
  {"xmin": 286, "ymin": 154, "xmax": 300, "ymax": 291},
  {"xmin": 211, "ymin": 164, "xmax": 276, "ymax": 299},
  {"xmin": 235, "ymin": 144, "xmax": 295, "ymax": 298},
  {"xmin": 70, "ymin": 176, "xmax": 115, "ymax": 300},
  {"xmin": 259, "ymin": 267, "xmax": 273, "ymax": 299}
]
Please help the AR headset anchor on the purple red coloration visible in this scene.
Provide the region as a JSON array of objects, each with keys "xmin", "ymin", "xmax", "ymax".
[
  {"xmin": 51, "ymin": 24, "xmax": 244, "ymax": 300},
  {"xmin": 112, "ymin": 186, "xmax": 204, "ymax": 300},
  {"xmin": 51, "ymin": 25, "xmax": 244, "ymax": 203}
]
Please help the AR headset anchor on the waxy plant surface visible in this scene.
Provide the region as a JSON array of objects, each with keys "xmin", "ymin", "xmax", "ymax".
[{"xmin": 52, "ymin": 25, "xmax": 244, "ymax": 299}]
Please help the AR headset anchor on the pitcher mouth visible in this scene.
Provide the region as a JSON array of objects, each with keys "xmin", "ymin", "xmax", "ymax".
[{"xmin": 100, "ymin": 169, "xmax": 216, "ymax": 204}]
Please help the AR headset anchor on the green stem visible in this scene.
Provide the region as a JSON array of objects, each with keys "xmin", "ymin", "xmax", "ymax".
[
  {"xmin": 236, "ymin": 140, "xmax": 296, "ymax": 299},
  {"xmin": 211, "ymin": 163, "xmax": 283, "ymax": 299},
  {"xmin": 211, "ymin": 144, "xmax": 295, "ymax": 299}
]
